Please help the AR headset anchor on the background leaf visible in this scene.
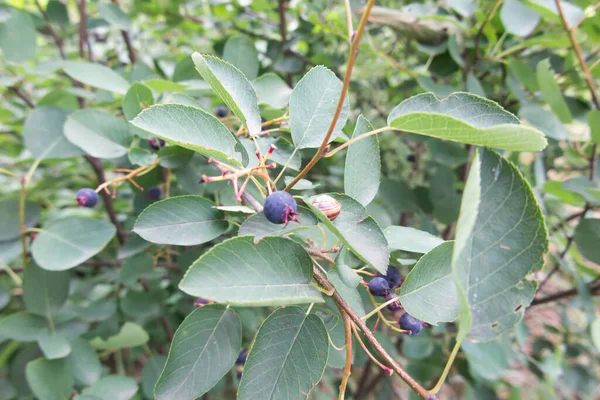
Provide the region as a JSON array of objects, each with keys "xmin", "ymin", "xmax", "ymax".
[
  {"xmin": 536, "ymin": 59, "xmax": 572, "ymax": 123},
  {"xmin": 0, "ymin": 9, "xmax": 37, "ymax": 63},
  {"xmin": 23, "ymin": 107, "xmax": 84, "ymax": 160},
  {"xmin": 290, "ymin": 66, "xmax": 349, "ymax": 149},
  {"xmin": 223, "ymin": 36, "xmax": 259, "ymax": 80},
  {"xmin": 179, "ymin": 236, "xmax": 323, "ymax": 306},
  {"xmin": 253, "ymin": 73, "xmax": 292, "ymax": 109},
  {"xmin": 66, "ymin": 338, "xmax": 102, "ymax": 386},
  {"xmin": 82, "ymin": 376, "xmax": 138, "ymax": 400},
  {"xmin": 155, "ymin": 305, "xmax": 241, "ymax": 400},
  {"xmin": 237, "ymin": 307, "xmax": 328, "ymax": 400},
  {"xmin": 574, "ymin": 219, "xmax": 600, "ymax": 264},
  {"xmin": 388, "ymin": 92, "xmax": 547, "ymax": 151},
  {"xmin": 384, "ymin": 226, "xmax": 445, "ymax": 254},
  {"xmin": 25, "ymin": 359, "xmax": 73, "ymax": 400},
  {"xmin": 344, "ymin": 115, "xmax": 380, "ymax": 206},
  {"xmin": 452, "ymin": 149, "xmax": 548, "ymax": 341},
  {"xmin": 238, "ymin": 206, "xmax": 317, "ymax": 243},
  {"xmin": 62, "ymin": 62, "xmax": 130, "ymax": 95},
  {"xmin": 133, "ymin": 196, "xmax": 228, "ymax": 246},
  {"xmin": 89, "ymin": 322, "xmax": 149, "ymax": 350},
  {"xmin": 0, "ymin": 199, "xmax": 41, "ymax": 242},
  {"xmin": 32, "ymin": 217, "xmax": 116, "ymax": 271},
  {"xmin": 23, "ymin": 263, "xmax": 69, "ymax": 318}
]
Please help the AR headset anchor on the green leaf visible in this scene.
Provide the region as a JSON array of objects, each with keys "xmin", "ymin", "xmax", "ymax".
[
  {"xmin": 118, "ymin": 253, "xmax": 155, "ymax": 289},
  {"xmin": 66, "ymin": 338, "xmax": 102, "ymax": 386},
  {"xmin": 237, "ymin": 307, "xmax": 328, "ymax": 400},
  {"xmin": 574, "ymin": 219, "xmax": 600, "ymax": 265},
  {"xmin": 131, "ymin": 104, "xmax": 245, "ymax": 166},
  {"xmin": 536, "ymin": 59, "xmax": 572, "ymax": 123},
  {"xmin": 0, "ymin": 312, "xmax": 47, "ymax": 341},
  {"xmin": 64, "ymin": 109, "xmax": 132, "ymax": 159},
  {"xmin": 384, "ymin": 226, "xmax": 445, "ymax": 254},
  {"xmin": 157, "ymin": 146, "xmax": 194, "ymax": 168},
  {"xmin": 238, "ymin": 206, "xmax": 318, "ymax": 243},
  {"xmin": 328, "ymin": 269, "xmax": 366, "ymax": 317},
  {"xmin": 144, "ymin": 79, "xmax": 186, "ymax": 93},
  {"xmin": 223, "ymin": 36, "xmax": 259, "ymax": 80},
  {"xmin": 0, "ymin": 199, "xmax": 41, "ymax": 242},
  {"xmin": 32, "ymin": 217, "xmax": 116, "ymax": 271},
  {"xmin": 290, "ymin": 66, "xmax": 349, "ymax": 149},
  {"xmin": 0, "ymin": 9, "xmax": 37, "ymax": 63},
  {"xmin": 128, "ymin": 147, "xmax": 157, "ymax": 166},
  {"xmin": 23, "ymin": 263, "xmax": 69, "ymax": 318},
  {"xmin": 25, "ymin": 359, "xmax": 73, "ymax": 400},
  {"xmin": 563, "ymin": 178, "xmax": 600, "ymax": 206},
  {"xmin": 500, "ymin": 0, "xmax": 540, "ymax": 37},
  {"xmin": 37, "ymin": 331, "xmax": 71, "ymax": 360},
  {"xmin": 452, "ymin": 149, "xmax": 548, "ymax": 342},
  {"xmin": 589, "ymin": 110, "xmax": 600, "ymax": 144},
  {"xmin": 519, "ymin": 103, "xmax": 567, "ymax": 141},
  {"xmin": 591, "ymin": 318, "xmax": 600, "ymax": 352},
  {"xmin": 336, "ymin": 263, "xmax": 363, "ymax": 288},
  {"xmin": 62, "ymin": 61, "xmax": 130, "ymax": 95},
  {"xmin": 89, "ymin": 322, "xmax": 149, "ymax": 350},
  {"xmin": 192, "ymin": 53, "xmax": 262, "ymax": 136},
  {"xmin": 397, "ymin": 241, "xmax": 458, "ymax": 324},
  {"xmin": 462, "ymin": 339, "xmax": 509, "ymax": 381},
  {"xmin": 97, "ymin": 2, "xmax": 131, "ymax": 30},
  {"xmin": 304, "ymin": 193, "xmax": 389, "ymax": 274},
  {"xmin": 82, "ymin": 376, "xmax": 138, "ymax": 400},
  {"xmin": 509, "ymin": 60, "xmax": 539, "ymax": 92},
  {"xmin": 23, "ymin": 107, "xmax": 84, "ymax": 160},
  {"xmin": 155, "ymin": 305, "xmax": 241, "ymax": 400},
  {"xmin": 525, "ymin": 0, "xmax": 583, "ymax": 26},
  {"xmin": 179, "ymin": 236, "xmax": 323, "ymax": 306},
  {"xmin": 387, "ymin": 92, "xmax": 547, "ymax": 152},
  {"xmin": 253, "ymin": 73, "xmax": 292, "ymax": 109},
  {"xmin": 133, "ymin": 195, "xmax": 228, "ymax": 246},
  {"xmin": 344, "ymin": 115, "xmax": 380, "ymax": 207},
  {"xmin": 142, "ymin": 355, "xmax": 166, "ymax": 399},
  {"xmin": 122, "ymin": 83, "xmax": 154, "ymax": 122}
]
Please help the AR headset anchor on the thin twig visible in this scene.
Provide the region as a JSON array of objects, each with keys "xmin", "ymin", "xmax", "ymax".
[
  {"xmin": 473, "ymin": 0, "xmax": 503, "ymax": 69},
  {"xmin": 313, "ymin": 268, "xmax": 435, "ymax": 399},
  {"xmin": 531, "ymin": 279, "xmax": 600, "ymax": 307},
  {"xmin": 8, "ymin": 87, "xmax": 35, "ymax": 108},
  {"xmin": 34, "ymin": 0, "xmax": 66, "ymax": 59},
  {"xmin": 78, "ymin": 0, "xmax": 88, "ymax": 60},
  {"xmin": 343, "ymin": 0, "xmax": 354, "ymax": 40},
  {"xmin": 338, "ymin": 311, "xmax": 353, "ymax": 400},
  {"xmin": 111, "ymin": 0, "xmax": 137, "ymax": 63},
  {"xmin": 277, "ymin": 0, "xmax": 293, "ymax": 86},
  {"xmin": 284, "ymin": 0, "xmax": 377, "ymax": 191}
]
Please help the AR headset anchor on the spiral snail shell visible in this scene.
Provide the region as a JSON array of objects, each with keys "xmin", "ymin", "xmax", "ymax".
[{"xmin": 312, "ymin": 195, "xmax": 341, "ymax": 221}]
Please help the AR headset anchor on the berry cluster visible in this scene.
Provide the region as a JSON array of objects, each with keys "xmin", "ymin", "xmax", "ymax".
[
  {"xmin": 148, "ymin": 137, "xmax": 165, "ymax": 150},
  {"xmin": 366, "ymin": 266, "xmax": 425, "ymax": 336}
]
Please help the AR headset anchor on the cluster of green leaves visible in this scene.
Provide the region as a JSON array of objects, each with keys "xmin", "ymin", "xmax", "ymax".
[{"xmin": 0, "ymin": 0, "xmax": 599, "ymax": 399}]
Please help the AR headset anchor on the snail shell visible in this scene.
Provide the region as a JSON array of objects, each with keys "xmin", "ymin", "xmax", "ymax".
[{"xmin": 312, "ymin": 195, "xmax": 341, "ymax": 221}]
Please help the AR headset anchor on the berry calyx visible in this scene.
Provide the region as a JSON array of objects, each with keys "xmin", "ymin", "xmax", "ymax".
[
  {"xmin": 148, "ymin": 137, "xmax": 165, "ymax": 150},
  {"xmin": 368, "ymin": 276, "xmax": 390, "ymax": 297},
  {"xmin": 215, "ymin": 107, "xmax": 228, "ymax": 118},
  {"xmin": 384, "ymin": 293, "xmax": 402, "ymax": 311},
  {"xmin": 399, "ymin": 312, "xmax": 423, "ymax": 335},
  {"xmin": 263, "ymin": 191, "xmax": 299, "ymax": 226},
  {"xmin": 148, "ymin": 186, "xmax": 162, "ymax": 200},
  {"xmin": 75, "ymin": 188, "xmax": 99, "ymax": 208},
  {"xmin": 382, "ymin": 266, "xmax": 403, "ymax": 289}
]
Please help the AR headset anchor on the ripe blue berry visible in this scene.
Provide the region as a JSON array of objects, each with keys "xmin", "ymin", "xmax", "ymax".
[
  {"xmin": 236, "ymin": 350, "xmax": 248, "ymax": 365},
  {"xmin": 382, "ymin": 266, "xmax": 403, "ymax": 289},
  {"xmin": 399, "ymin": 312, "xmax": 423, "ymax": 335},
  {"xmin": 75, "ymin": 188, "xmax": 99, "ymax": 207},
  {"xmin": 368, "ymin": 277, "xmax": 390, "ymax": 297},
  {"xmin": 263, "ymin": 191, "xmax": 299, "ymax": 225},
  {"xmin": 406, "ymin": 154, "xmax": 416, "ymax": 163},
  {"xmin": 148, "ymin": 137, "xmax": 165, "ymax": 150},
  {"xmin": 384, "ymin": 293, "xmax": 402, "ymax": 311},
  {"xmin": 215, "ymin": 107, "xmax": 228, "ymax": 118},
  {"xmin": 148, "ymin": 186, "xmax": 162, "ymax": 200}
]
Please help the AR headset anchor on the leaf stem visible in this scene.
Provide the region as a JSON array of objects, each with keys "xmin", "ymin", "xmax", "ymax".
[
  {"xmin": 361, "ymin": 294, "xmax": 400, "ymax": 321},
  {"xmin": 429, "ymin": 337, "xmax": 463, "ymax": 394},
  {"xmin": 325, "ymin": 127, "xmax": 398, "ymax": 158},
  {"xmin": 350, "ymin": 322, "xmax": 391, "ymax": 374},
  {"xmin": 338, "ymin": 311, "xmax": 353, "ymax": 400},
  {"xmin": 343, "ymin": 0, "xmax": 354, "ymax": 40},
  {"xmin": 284, "ymin": 0, "xmax": 377, "ymax": 191}
]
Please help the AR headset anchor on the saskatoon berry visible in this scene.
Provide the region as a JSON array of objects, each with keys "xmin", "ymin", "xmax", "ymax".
[
  {"xmin": 215, "ymin": 107, "xmax": 228, "ymax": 118},
  {"xmin": 236, "ymin": 350, "xmax": 248, "ymax": 365},
  {"xmin": 399, "ymin": 312, "xmax": 423, "ymax": 336},
  {"xmin": 368, "ymin": 276, "xmax": 390, "ymax": 297},
  {"xmin": 148, "ymin": 137, "xmax": 165, "ymax": 150},
  {"xmin": 382, "ymin": 266, "xmax": 402, "ymax": 289},
  {"xmin": 263, "ymin": 191, "xmax": 299, "ymax": 225},
  {"xmin": 75, "ymin": 188, "xmax": 99, "ymax": 207},
  {"xmin": 406, "ymin": 154, "xmax": 416, "ymax": 163},
  {"xmin": 384, "ymin": 293, "xmax": 402, "ymax": 311},
  {"xmin": 148, "ymin": 186, "xmax": 162, "ymax": 200}
]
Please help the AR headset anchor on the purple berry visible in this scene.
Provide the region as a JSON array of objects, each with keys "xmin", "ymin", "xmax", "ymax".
[
  {"xmin": 148, "ymin": 186, "xmax": 162, "ymax": 200},
  {"xmin": 399, "ymin": 312, "xmax": 423, "ymax": 335},
  {"xmin": 406, "ymin": 154, "xmax": 416, "ymax": 163},
  {"xmin": 215, "ymin": 107, "xmax": 228, "ymax": 118},
  {"xmin": 75, "ymin": 188, "xmax": 99, "ymax": 207},
  {"xmin": 382, "ymin": 266, "xmax": 402, "ymax": 289},
  {"xmin": 384, "ymin": 293, "xmax": 402, "ymax": 311},
  {"xmin": 236, "ymin": 371, "xmax": 243, "ymax": 380},
  {"xmin": 148, "ymin": 137, "xmax": 165, "ymax": 150},
  {"xmin": 236, "ymin": 350, "xmax": 248, "ymax": 365},
  {"xmin": 263, "ymin": 191, "xmax": 299, "ymax": 225},
  {"xmin": 194, "ymin": 298, "xmax": 210, "ymax": 307},
  {"xmin": 368, "ymin": 277, "xmax": 390, "ymax": 297}
]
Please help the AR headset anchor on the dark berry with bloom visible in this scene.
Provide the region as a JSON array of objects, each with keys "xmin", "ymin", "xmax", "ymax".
[
  {"xmin": 384, "ymin": 293, "xmax": 402, "ymax": 311},
  {"xmin": 263, "ymin": 191, "xmax": 299, "ymax": 225},
  {"xmin": 148, "ymin": 137, "xmax": 165, "ymax": 150},
  {"xmin": 399, "ymin": 312, "xmax": 423, "ymax": 335},
  {"xmin": 368, "ymin": 277, "xmax": 390, "ymax": 297},
  {"xmin": 76, "ymin": 188, "xmax": 99, "ymax": 207},
  {"xmin": 215, "ymin": 107, "xmax": 228, "ymax": 118},
  {"xmin": 382, "ymin": 266, "xmax": 403, "ymax": 289},
  {"xmin": 148, "ymin": 186, "xmax": 162, "ymax": 200}
]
